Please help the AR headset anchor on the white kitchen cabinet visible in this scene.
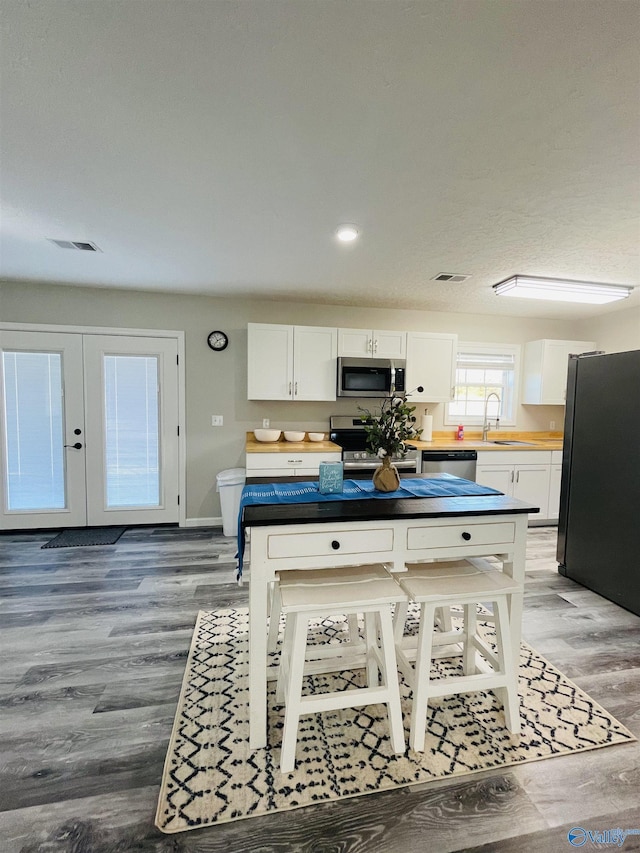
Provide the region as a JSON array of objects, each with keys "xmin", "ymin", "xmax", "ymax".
[
  {"xmin": 246, "ymin": 451, "xmax": 341, "ymax": 478},
  {"xmin": 522, "ymin": 339, "xmax": 596, "ymax": 405},
  {"xmin": 406, "ymin": 331, "xmax": 457, "ymax": 402},
  {"xmin": 476, "ymin": 451, "xmax": 552, "ymax": 520},
  {"xmin": 337, "ymin": 328, "xmax": 406, "ymax": 359},
  {"xmin": 247, "ymin": 323, "xmax": 337, "ymax": 401},
  {"xmin": 547, "ymin": 451, "xmax": 564, "ymax": 520}
]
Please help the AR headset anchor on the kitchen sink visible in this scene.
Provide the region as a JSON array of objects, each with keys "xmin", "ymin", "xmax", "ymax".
[{"xmin": 490, "ymin": 440, "xmax": 536, "ymax": 446}]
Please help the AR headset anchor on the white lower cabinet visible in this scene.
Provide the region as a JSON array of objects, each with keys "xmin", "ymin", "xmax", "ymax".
[
  {"xmin": 246, "ymin": 451, "xmax": 341, "ymax": 478},
  {"xmin": 476, "ymin": 451, "xmax": 552, "ymax": 520}
]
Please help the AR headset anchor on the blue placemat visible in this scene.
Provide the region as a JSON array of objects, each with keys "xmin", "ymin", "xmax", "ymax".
[{"xmin": 235, "ymin": 476, "xmax": 502, "ymax": 581}]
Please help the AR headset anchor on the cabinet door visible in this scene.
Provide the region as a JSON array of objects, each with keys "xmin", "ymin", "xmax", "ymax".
[
  {"xmin": 476, "ymin": 464, "xmax": 514, "ymax": 495},
  {"xmin": 513, "ymin": 465, "xmax": 550, "ymax": 517},
  {"xmin": 547, "ymin": 464, "xmax": 562, "ymax": 520},
  {"xmin": 247, "ymin": 324, "xmax": 293, "ymax": 400},
  {"xmin": 338, "ymin": 328, "xmax": 373, "ymax": 357},
  {"xmin": 523, "ymin": 339, "xmax": 596, "ymax": 404},
  {"xmin": 293, "ymin": 326, "xmax": 337, "ymax": 401},
  {"xmin": 373, "ymin": 330, "xmax": 406, "ymax": 359},
  {"xmin": 406, "ymin": 332, "xmax": 457, "ymax": 402}
]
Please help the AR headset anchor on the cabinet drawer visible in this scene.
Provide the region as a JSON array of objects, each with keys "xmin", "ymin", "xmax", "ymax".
[
  {"xmin": 267, "ymin": 526, "xmax": 394, "ymax": 559},
  {"xmin": 407, "ymin": 521, "xmax": 515, "ymax": 550},
  {"xmin": 247, "ymin": 451, "xmax": 340, "ymax": 471}
]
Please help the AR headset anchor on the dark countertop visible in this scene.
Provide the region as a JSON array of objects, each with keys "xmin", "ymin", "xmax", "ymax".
[{"xmin": 243, "ymin": 474, "xmax": 539, "ymax": 527}]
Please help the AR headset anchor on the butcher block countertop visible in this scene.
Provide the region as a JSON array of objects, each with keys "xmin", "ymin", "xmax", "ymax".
[
  {"xmin": 246, "ymin": 430, "xmax": 563, "ymax": 453},
  {"xmin": 246, "ymin": 433, "xmax": 341, "ymax": 453},
  {"xmin": 408, "ymin": 430, "xmax": 563, "ymax": 452}
]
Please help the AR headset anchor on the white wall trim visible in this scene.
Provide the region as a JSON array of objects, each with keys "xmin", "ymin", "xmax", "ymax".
[{"xmin": 185, "ymin": 516, "xmax": 223, "ymax": 528}]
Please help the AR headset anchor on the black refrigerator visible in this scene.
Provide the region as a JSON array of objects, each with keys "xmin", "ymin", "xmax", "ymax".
[{"xmin": 557, "ymin": 349, "xmax": 640, "ymax": 615}]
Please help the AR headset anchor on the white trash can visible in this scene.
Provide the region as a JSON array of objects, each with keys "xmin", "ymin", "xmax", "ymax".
[{"xmin": 216, "ymin": 467, "xmax": 246, "ymax": 537}]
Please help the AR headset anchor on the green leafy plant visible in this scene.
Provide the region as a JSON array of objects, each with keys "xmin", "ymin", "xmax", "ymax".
[{"xmin": 358, "ymin": 394, "xmax": 422, "ymax": 458}]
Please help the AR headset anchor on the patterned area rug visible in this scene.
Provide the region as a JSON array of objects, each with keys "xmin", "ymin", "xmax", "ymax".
[{"xmin": 156, "ymin": 608, "xmax": 635, "ymax": 834}]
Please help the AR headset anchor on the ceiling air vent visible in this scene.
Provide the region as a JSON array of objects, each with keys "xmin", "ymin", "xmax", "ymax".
[
  {"xmin": 48, "ymin": 239, "xmax": 101, "ymax": 251},
  {"xmin": 432, "ymin": 273, "xmax": 471, "ymax": 282}
]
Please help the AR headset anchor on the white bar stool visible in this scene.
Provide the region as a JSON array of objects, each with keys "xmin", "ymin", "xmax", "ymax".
[
  {"xmin": 274, "ymin": 564, "xmax": 408, "ymax": 773},
  {"xmin": 394, "ymin": 559, "xmax": 522, "ymax": 752}
]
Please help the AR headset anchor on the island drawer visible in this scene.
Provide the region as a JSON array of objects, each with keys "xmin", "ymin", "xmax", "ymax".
[
  {"xmin": 406, "ymin": 521, "xmax": 516, "ymax": 550},
  {"xmin": 267, "ymin": 527, "xmax": 394, "ymax": 560}
]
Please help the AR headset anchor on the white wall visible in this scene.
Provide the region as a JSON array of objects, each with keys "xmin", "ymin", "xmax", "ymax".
[
  {"xmin": 1, "ymin": 280, "xmax": 635, "ymax": 522},
  {"xmin": 581, "ymin": 305, "xmax": 640, "ymax": 353}
]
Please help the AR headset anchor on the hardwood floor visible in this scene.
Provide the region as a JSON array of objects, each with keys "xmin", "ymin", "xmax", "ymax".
[{"xmin": 1, "ymin": 525, "xmax": 639, "ymax": 852}]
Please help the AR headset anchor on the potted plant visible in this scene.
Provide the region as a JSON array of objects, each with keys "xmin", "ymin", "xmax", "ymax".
[{"xmin": 359, "ymin": 394, "xmax": 422, "ymax": 491}]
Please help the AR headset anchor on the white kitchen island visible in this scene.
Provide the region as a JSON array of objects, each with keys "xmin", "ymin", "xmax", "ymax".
[{"xmin": 242, "ymin": 482, "xmax": 538, "ymax": 750}]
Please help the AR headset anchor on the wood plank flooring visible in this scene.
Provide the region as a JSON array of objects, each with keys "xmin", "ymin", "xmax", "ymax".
[{"xmin": 1, "ymin": 525, "xmax": 639, "ymax": 852}]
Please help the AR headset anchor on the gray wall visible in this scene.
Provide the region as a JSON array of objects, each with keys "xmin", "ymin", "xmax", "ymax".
[{"xmin": 1, "ymin": 280, "xmax": 637, "ymax": 522}]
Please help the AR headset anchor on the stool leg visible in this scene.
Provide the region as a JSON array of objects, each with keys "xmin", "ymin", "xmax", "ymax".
[
  {"xmin": 409, "ymin": 601, "xmax": 436, "ymax": 753},
  {"xmin": 493, "ymin": 596, "xmax": 520, "ymax": 734},
  {"xmin": 280, "ymin": 612, "xmax": 309, "ymax": 773},
  {"xmin": 393, "ymin": 599, "xmax": 409, "ymax": 645},
  {"xmin": 435, "ymin": 605, "xmax": 453, "ymax": 633},
  {"xmin": 347, "ymin": 613, "xmax": 360, "ymax": 644},
  {"xmin": 364, "ymin": 611, "xmax": 379, "ymax": 685},
  {"xmin": 377, "ymin": 607, "xmax": 405, "ymax": 755},
  {"xmin": 463, "ymin": 603, "xmax": 477, "ymax": 675},
  {"xmin": 276, "ymin": 605, "xmax": 297, "ymax": 703},
  {"xmin": 267, "ymin": 581, "xmax": 282, "ymax": 655}
]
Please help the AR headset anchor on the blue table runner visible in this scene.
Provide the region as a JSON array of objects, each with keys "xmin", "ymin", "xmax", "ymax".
[{"xmin": 235, "ymin": 476, "xmax": 502, "ymax": 581}]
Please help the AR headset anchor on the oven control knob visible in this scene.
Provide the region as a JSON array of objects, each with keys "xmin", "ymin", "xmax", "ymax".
[
  {"xmin": 461, "ymin": 531, "xmax": 472, "ymax": 541},
  {"xmin": 331, "ymin": 540, "xmax": 340, "ymax": 550}
]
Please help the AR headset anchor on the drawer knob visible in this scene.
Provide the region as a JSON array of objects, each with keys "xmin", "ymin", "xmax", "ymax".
[
  {"xmin": 461, "ymin": 531, "xmax": 471, "ymax": 541},
  {"xmin": 331, "ymin": 540, "xmax": 341, "ymax": 550}
]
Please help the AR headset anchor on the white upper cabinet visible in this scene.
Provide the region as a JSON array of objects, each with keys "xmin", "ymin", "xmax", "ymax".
[
  {"xmin": 337, "ymin": 328, "xmax": 407, "ymax": 359},
  {"xmin": 405, "ymin": 332, "xmax": 457, "ymax": 402},
  {"xmin": 247, "ymin": 323, "xmax": 337, "ymax": 401},
  {"xmin": 522, "ymin": 339, "xmax": 596, "ymax": 405}
]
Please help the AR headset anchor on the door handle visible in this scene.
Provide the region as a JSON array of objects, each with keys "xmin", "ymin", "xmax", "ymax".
[{"xmin": 64, "ymin": 442, "xmax": 83, "ymax": 450}]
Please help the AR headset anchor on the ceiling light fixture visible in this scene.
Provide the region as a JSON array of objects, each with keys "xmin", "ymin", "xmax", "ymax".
[
  {"xmin": 335, "ymin": 224, "xmax": 359, "ymax": 242},
  {"xmin": 493, "ymin": 275, "xmax": 633, "ymax": 305}
]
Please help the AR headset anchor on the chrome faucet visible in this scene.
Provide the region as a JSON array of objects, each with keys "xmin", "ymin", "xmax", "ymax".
[{"xmin": 482, "ymin": 392, "xmax": 501, "ymax": 441}]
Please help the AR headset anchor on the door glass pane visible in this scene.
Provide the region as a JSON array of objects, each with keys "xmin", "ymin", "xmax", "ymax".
[
  {"xmin": 104, "ymin": 355, "xmax": 160, "ymax": 507},
  {"xmin": 2, "ymin": 351, "xmax": 66, "ymax": 510}
]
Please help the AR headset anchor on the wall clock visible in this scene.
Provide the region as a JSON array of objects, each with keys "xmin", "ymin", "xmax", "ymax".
[{"xmin": 207, "ymin": 331, "xmax": 229, "ymax": 352}]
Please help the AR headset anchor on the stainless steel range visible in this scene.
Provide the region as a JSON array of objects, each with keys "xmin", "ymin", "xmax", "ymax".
[{"xmin": 329, "ymin": 415, "xmax": 419, "ymax": 477}]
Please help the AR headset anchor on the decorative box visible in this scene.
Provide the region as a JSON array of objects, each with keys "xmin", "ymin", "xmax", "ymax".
[{"xmin": 318, "ymin": 460, "xmax": 344, "ymax": 494}]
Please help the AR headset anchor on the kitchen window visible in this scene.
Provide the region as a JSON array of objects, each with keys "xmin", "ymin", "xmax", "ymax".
[{"xmin": 445, "ymin": 343, "xmax": 520, "ymax": 426}]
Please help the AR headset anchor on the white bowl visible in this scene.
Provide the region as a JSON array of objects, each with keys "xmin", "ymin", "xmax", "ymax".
[
  {"xmin": 253, "ymin": 429, "xmax": 281, "ymax": 442},
  {"xmin": 308, "ymin": 432, "xmax": 325, "ymax": 442},
  {"xmin": 283, "ymin": 431, "xmax": 305, "ymax": 442}
]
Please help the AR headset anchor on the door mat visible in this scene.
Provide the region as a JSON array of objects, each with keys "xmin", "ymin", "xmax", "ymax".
[
  {"xmin": 42, "ymin": 527, "xmax": 127, "ymax": 548},
  {"xmin": 155, "ymin": 607, "xmax": 635, "ymax": 833}
]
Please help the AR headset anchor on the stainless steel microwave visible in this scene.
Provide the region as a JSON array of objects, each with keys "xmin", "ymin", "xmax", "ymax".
[{"xmin": 337, "ymin": 357, "xmax": 406, "ymax": 398}]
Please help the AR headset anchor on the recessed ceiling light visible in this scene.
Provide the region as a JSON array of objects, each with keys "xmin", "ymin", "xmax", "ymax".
[
  {"xmin": 493, "ymin": 275, "xmax": 633, "ymax": 305},
  {"xmin": 335, "ymin": 224, "xmax": 359, "ymax": 242}
]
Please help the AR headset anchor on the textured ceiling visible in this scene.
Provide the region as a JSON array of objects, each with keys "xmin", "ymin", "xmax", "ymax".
[{"xmin": 1, "ymin": 0, "xmax": 639, "ymax": 320}]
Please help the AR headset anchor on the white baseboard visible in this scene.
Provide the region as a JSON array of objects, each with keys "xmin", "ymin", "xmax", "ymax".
[{"xmin": 184, "ymin": 516, "xmax": 223, "ymax": 528}]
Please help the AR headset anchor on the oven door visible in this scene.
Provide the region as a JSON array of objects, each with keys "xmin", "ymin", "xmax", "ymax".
[{"xmin": 342, "ymin": 457, "xmax": 418, "ymax": 478}]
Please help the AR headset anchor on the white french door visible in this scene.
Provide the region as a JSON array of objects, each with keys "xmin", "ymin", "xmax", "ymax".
[{"xmin": 0, "ymin": 329, "xmax": 180, "ymax": 530}]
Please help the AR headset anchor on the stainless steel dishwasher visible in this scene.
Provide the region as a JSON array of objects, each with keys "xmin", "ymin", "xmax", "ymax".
[{"xmin": 419, "ymin": 449, "xmax": 477, "ymax": 481}]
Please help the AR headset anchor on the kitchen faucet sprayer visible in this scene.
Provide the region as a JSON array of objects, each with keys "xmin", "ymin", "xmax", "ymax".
[{"xmin": 482, "ymin": 392, "xmax": 501, "ymax": 441}]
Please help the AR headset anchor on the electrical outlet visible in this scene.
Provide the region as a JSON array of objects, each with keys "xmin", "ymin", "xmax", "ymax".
[
  {"xmin": 211, "ymin": 415, "xmax": 223, "ymax": 427},
  {"xmin": 549, "ymin": 420, "xmax": 556, "ymax": 430},
  {"xmin": 262, "ymin": 418, "xmax": 270, "ymax": 428}
]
